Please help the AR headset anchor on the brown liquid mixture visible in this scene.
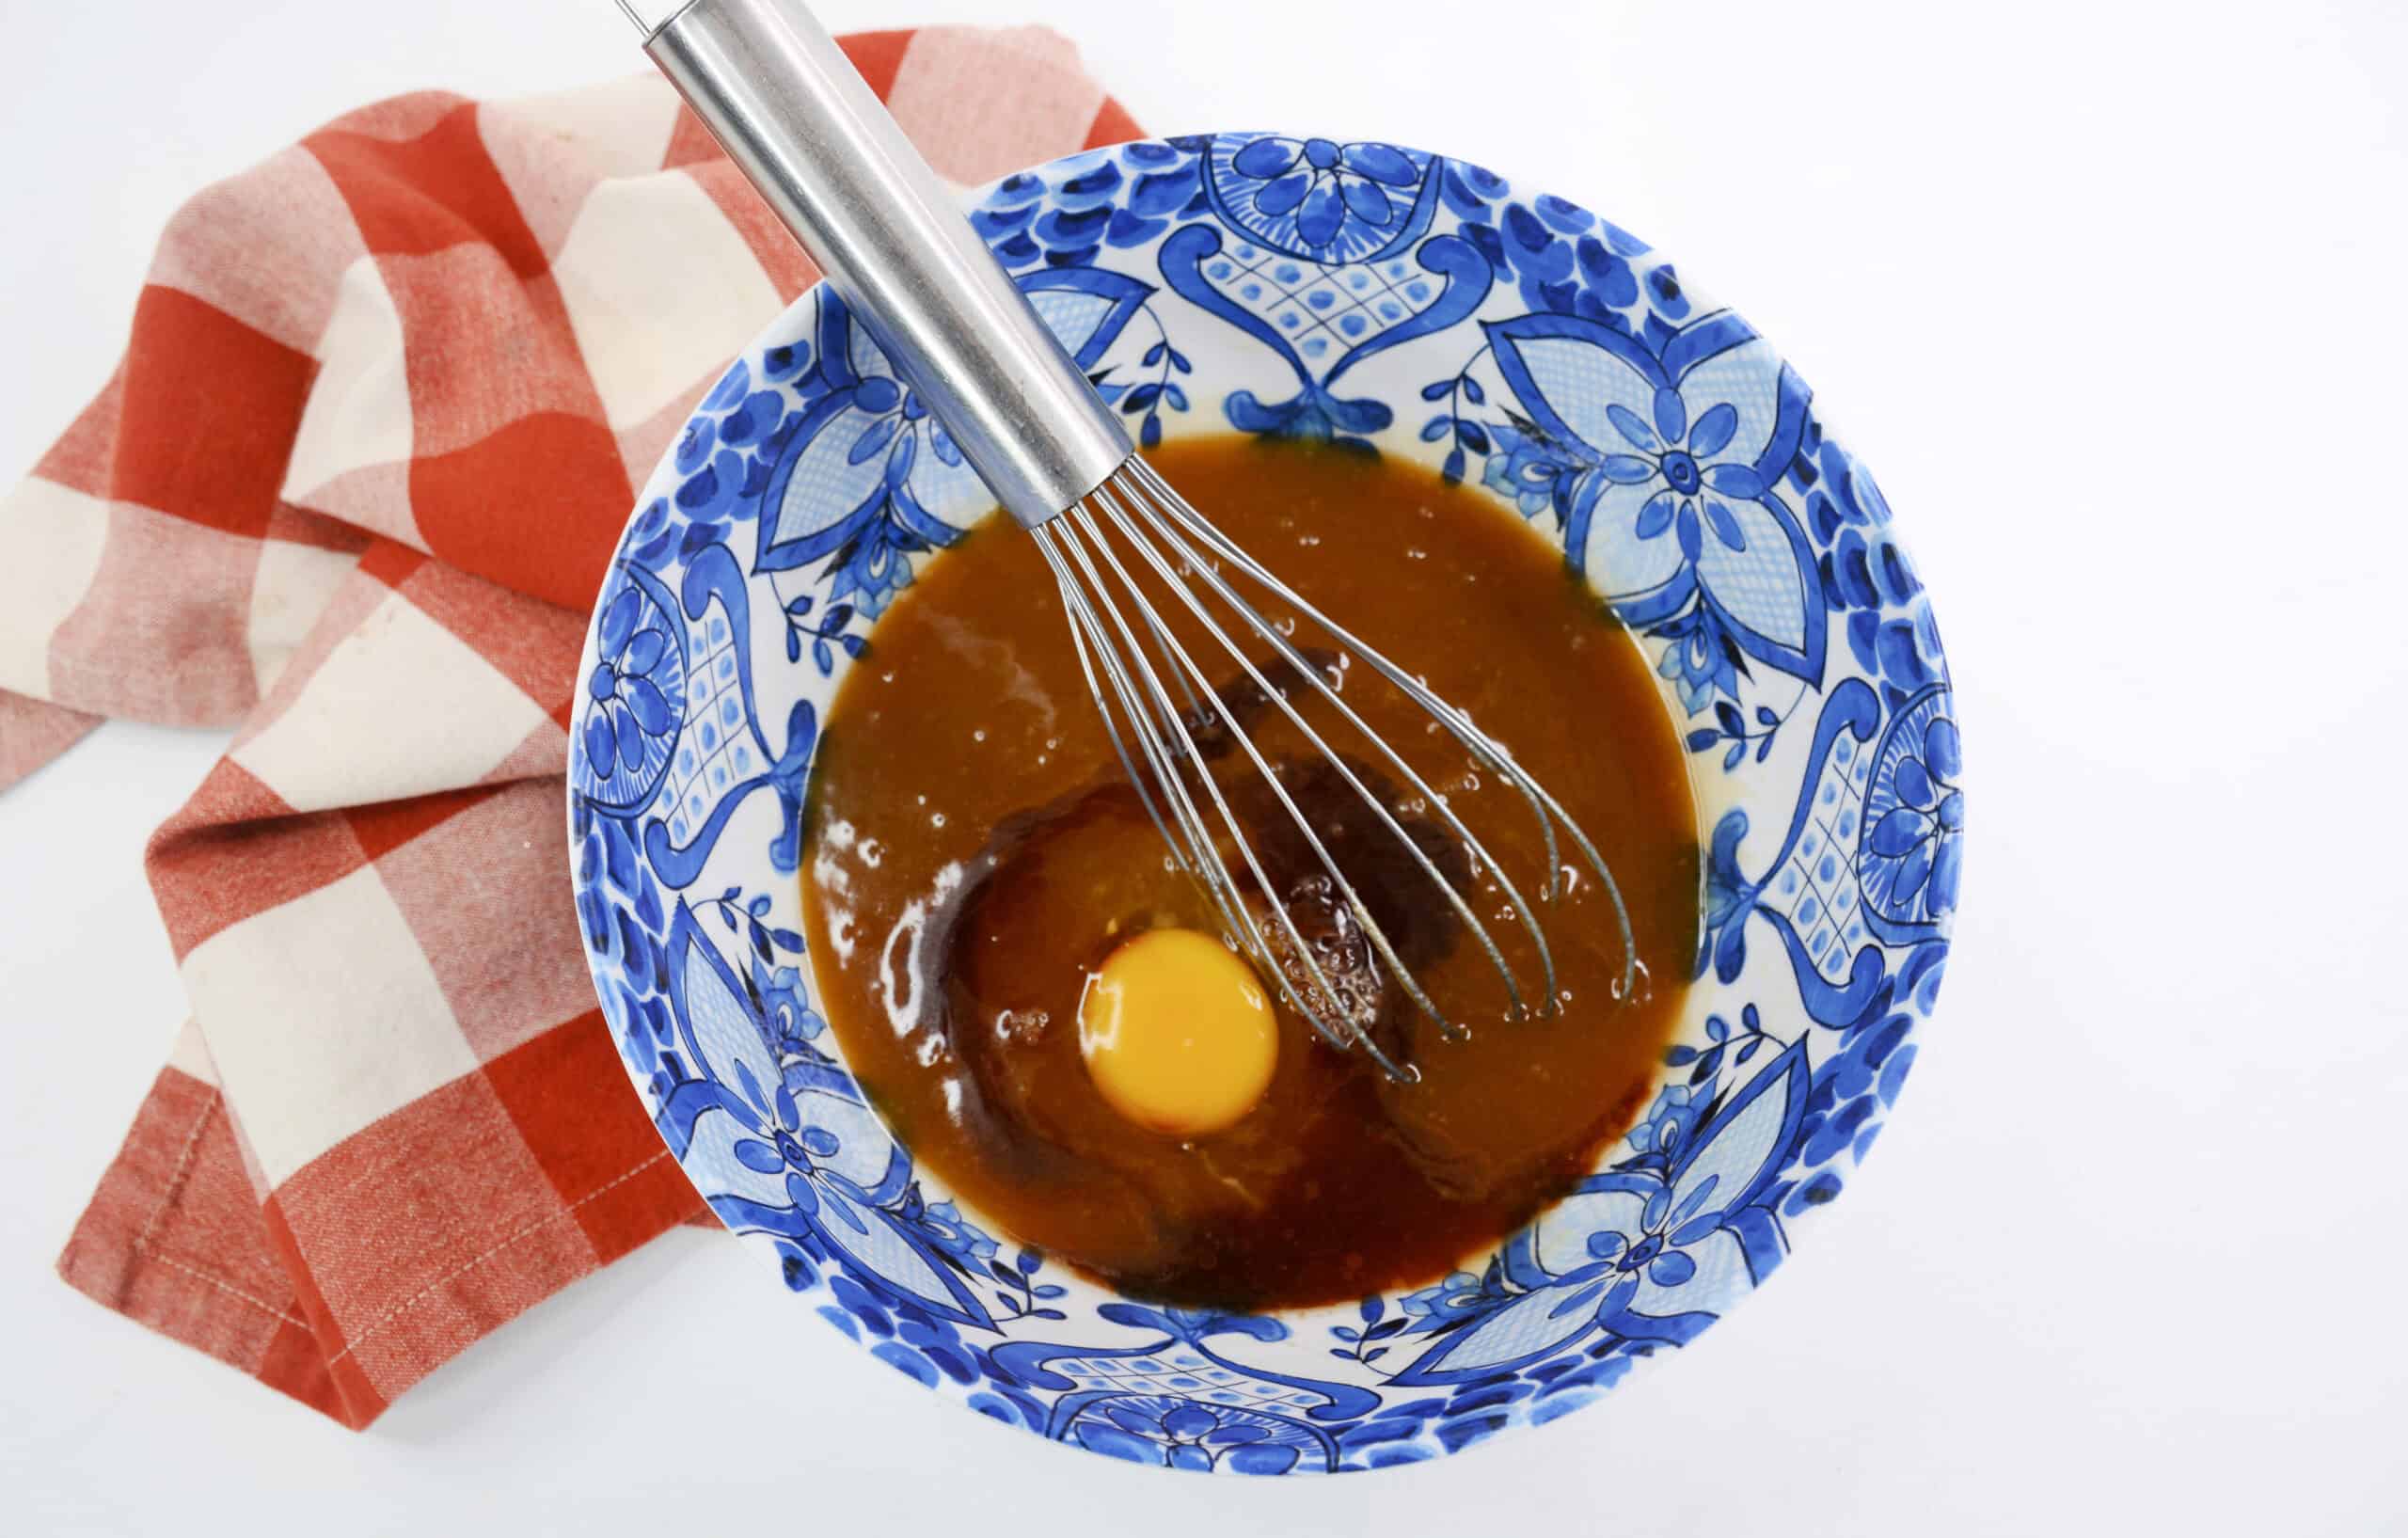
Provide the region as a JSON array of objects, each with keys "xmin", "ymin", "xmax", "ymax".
[{"xmin": 800, "ymin": 436, "xmax": 1698, "ymax": 1308}]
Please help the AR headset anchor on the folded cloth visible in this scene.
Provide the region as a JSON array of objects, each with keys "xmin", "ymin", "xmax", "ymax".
[{"xmin": 18, "ymin": 25, "xmax": 1140, "ymax": 1430}]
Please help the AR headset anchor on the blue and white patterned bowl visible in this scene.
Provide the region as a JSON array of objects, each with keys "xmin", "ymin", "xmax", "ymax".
[{"xmin": 568, "ymin": 133, "xmax": 1957, "ymax": 1475}]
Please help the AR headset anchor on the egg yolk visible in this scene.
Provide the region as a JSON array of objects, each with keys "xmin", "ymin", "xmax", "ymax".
[{"xmin": 1077, "ymin": 928, "xmax": 1277, "ymax": 1136}]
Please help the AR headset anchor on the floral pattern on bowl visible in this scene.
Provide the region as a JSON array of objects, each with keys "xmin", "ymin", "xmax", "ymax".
[{"xmin": 569, "ymin": 132, "xmax": 1957, "ymax": 1475}]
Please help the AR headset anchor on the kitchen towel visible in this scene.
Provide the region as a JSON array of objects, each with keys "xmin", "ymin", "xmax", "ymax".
[{"xmin": 16, "ymin": 24, "xmax": 1139, "ymax": 1429}]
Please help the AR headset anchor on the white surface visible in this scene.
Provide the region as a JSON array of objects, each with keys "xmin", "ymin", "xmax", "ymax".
[{"xmin": 5, "ymin": 1, "xmax": 2404, "ymax": 1531}]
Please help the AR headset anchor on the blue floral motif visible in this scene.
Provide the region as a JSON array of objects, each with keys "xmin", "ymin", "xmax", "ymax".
[
  {"xmin": 1379, "ymin": 1039, "xmax": 1807, "ymax": 1386},
  {"xmin": 1157, "ymin": 220, "xmax": 1492, "ymax": 448},
  {"xmin": 1062, "ymin": 1396, "xmax": 1329, "ymax": 1474},
  {"xmin": 753, "ymin": 960, "xmax": 824, "ymax": 1057},
  {"xmin": 752, "ymin": 297, "xmax": 984, "ymax": 619},
  {"xmin": 1400, "ymin": 1270, "xmax": 1497, "ymax": 1330},
  {"xmin": 745, "ymin": 276, "xmax": 1159, "ymax": 623},
  {"xmin": 654, "ymin": 900, "xmax": 1000, "ymax": 1329},
  {"xmin": 1477, "ymin": 418, "xmax": 1560, "ymax": 516},
  {"xmin": 569, "ymin": 131, "xmax": 1958, "ymax": 1474},
  {"xmin": 1201, "ymin": 135, "xmax": 1437, "ymax": 264},
  {"xmin": 1859, "ymin": 689, "xmax": 1964, "ymax": 934},
  {"xmin": 571, "ymin": 564, "xmax": 687, "ymax": 812},
  {"xmin": 1624, "ymin": 1075, "xmax": 1714, "ymax": 1168},
  {"xmin": 1653, "ymin": 600, "xmax": 1745, "ymax": 716},
  {"xmin": 1691, "ymin": 680, "xmax": 1895, "ymax": 1024},
  {"xmin": 993, "ymin": 1304, "xmax": 1381, "ymax": 1473},
  {"xmin": 1482, "ymin": 310, "xmax": 1825, "ymax": 695},
  {"xmin": 618, "ymin": 545, "xmax": 820, "ymax": 887},
  {"xmin": 918, "ymin": 1200, "xmax": 1003, "ymax": 1273}
]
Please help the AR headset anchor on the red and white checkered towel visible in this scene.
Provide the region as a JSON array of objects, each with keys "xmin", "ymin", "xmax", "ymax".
[{"xmin": 11, "ymin": 25, "xmax": 1138, "ymax": 1430}]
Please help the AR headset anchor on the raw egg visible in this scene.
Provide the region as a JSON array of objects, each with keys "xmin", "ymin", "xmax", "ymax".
[{"xmin": 1077, "ymin": 928, "xmax": 1276, "ymax": 1135}]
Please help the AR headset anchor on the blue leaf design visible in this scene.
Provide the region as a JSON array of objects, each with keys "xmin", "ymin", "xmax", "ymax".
[
  {"xmin": 1689, "ymin": 402, "xmax": 1738, "ymax": 457},
  {"xmin": 846, "ymin": 417, "xmax": 895, "ymax": 466},
  {"xmin": 1015, "ymin": 265, "xmax": 1157, "ymax": 369},
  {"xmin": 1703, "ymin": 463, "xmax": 1766, "ymax": 498},
  {"xmin": 1130, "ymin": 166, "xmax": 1200, "ymax": 216},
  {"xmin": 1636, "ymin": 490, "xmax": 1676, "ymax": 539}
]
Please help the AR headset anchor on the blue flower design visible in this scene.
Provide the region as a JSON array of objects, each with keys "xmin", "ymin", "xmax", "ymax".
[
  {"xmin": 757, "ymin": 277, "xmax": 1153, "ymax": 618},
  {"xmin": 919, "ymin": 1199, "xmax": 1002, "ymax": 1271},
  {"xmin": 1484, "ymin": 311, "xmax": 1824, "ymax": 688},
  {"xmin": 1206, "ymin": 135, "xmax": 1433, "ymax": 262},
  {"xmin": 1651, "ymin": 601, "xmax": 1743, "ymax": 714},
  {"xmin": 1863, "ymin": 712, "xmax": 1963, "ymax": 924},
  {"xmin": 1399, "ymin": 1269, "xmax": 1499, "ymax": 1330},
  {"xmin": 1066, "ymin": 1397, "xmax": 1328, "ymax": 1474},
  {"xmin": 755, "ymin": 962, "xmax": 826, "ymax": 1058},
  {"xmin": 1572, "ymin": 1178, "xmax": 1730, "ymax": 1319},
  {"xmin": 657, "ymin": 904, "xmax": 997, "ymax": 1328},
  {"xmin": 1385, "ymin": 1040, "xmax": 1807, "ymax": 1384},
  {"xmin": 1481, "ymin": 408, "xmax": 1766, "ymax": 674},
  {"xmin": 761, "ymin": 365, "xmax": 974, "ymax": 620},
  {"xmin": 723, "ymin": 1050, "xmax": 841, "ymax": 1187},
  {"xmin": 1479, "ymin": 419, "xmax": 1577, "ymax": 518},
  {"xmin": 1548, "ymin": 1045, "xmax": 1808, "ymax": 1342},
  {"xmin": 1624, "ymin": 1077, "xmax": 1711, "ymax": 1165},
  {"xmin": 1593, "ymin": 384, "xmax": 1764, "ymax": 562},
  {"xmin": 573, "ymin": 565, "xmax": 688, "ymax": 812},
  {"xmin": 586, "ymin": 588, "xmax": 676, "ymax": 772},
  {"xmin": 1698, "ymin": 808, "xmax": 1759, "ymax": 983}
]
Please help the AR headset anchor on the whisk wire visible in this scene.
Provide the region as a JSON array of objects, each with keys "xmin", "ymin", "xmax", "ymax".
[
  {"xmin": 1039, "ymin": 531, "xmax": 1310, "ymax": 1039},
  {"xmin": 1036, "ymin": 459, "xmax": 1640, "ymax": 1084},
  {"xmin": 1086, "ymin": 486, "xmax": 1529, "ymax": 1034},
  {"xmin": 1122, "ymin": 455, "xmax": 1638, "ymax": 997},
  {"xmin": 1037, "ymin": 531, "xmax": 1206, "ymax": 880},
  {"xmin": 1101, "ymin": 473, "xmax": 1560, "ymax": 1016},
  {"xmin": 1075, "ymin": 494, "xmax": 1461, "ymax": 1047},
  {"xmin": 1039, "ymin": 510, "xmax": 1417, "ymax": 1081}
]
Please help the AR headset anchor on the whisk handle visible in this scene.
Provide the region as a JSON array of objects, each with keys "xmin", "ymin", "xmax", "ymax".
[{"xmin": 628, "ymin": 0, "xmax": 1133, "ymax": 527}]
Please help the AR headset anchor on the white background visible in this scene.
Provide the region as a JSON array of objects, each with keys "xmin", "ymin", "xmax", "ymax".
[{"xmin": 5, "ymin": 0, "xmax": 2403, "ymax": 1532}]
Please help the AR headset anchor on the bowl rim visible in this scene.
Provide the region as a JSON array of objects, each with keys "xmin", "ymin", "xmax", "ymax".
[{"xmin": 567, "ymin": 128, "xmax": 1957, "ymax": 1475}]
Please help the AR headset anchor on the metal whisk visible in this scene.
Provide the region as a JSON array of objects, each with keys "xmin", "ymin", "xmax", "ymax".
[{"xmin": 624, "ymin": 0, "xmax": 1631, "ymax": 1081}]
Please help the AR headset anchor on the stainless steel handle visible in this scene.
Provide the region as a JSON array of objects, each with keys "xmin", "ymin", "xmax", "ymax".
[{"xmin": 629, "ymin": 0, "xmax": 1132, "ymax": 527}]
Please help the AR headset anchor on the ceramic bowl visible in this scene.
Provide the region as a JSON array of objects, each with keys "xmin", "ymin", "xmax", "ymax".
[{"xmin": 568, "ymin": 132, "xmax": 1958, "ymax": 1475}]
